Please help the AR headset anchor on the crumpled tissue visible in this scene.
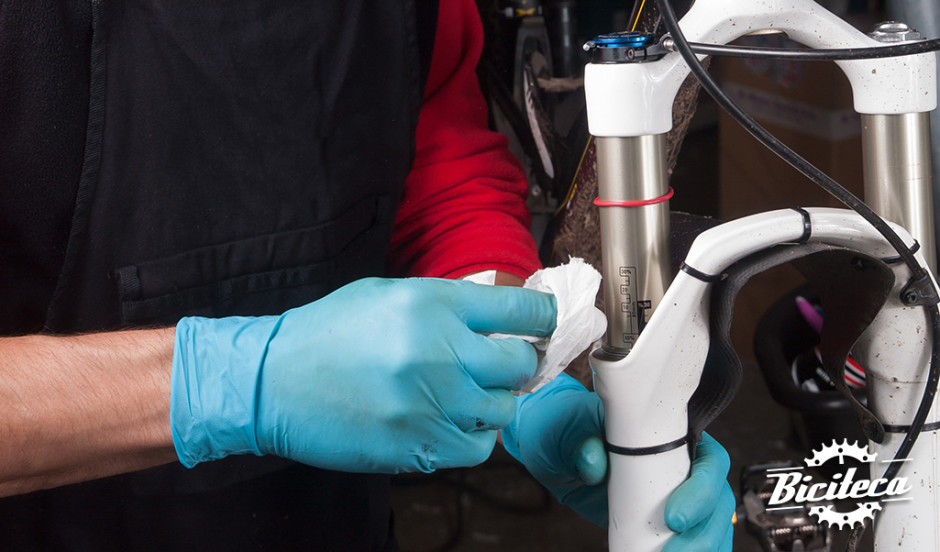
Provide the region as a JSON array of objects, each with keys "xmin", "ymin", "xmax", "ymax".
[{"xmin": 487, "ymin": 257, "xmax": 607, "ymax": 394}]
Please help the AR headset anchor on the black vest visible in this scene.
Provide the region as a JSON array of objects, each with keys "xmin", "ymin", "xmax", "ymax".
[{"xmin": 0, "ymin": 1, "xmax": 438, "ymax": 549}]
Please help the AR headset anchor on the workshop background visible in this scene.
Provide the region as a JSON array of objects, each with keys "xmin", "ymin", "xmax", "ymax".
[{"xmin": 392, "ymin": 0, "xmax": 940, "ymax": 551}]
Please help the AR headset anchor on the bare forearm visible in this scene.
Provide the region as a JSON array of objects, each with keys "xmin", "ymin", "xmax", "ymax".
[
  {"xmin": 0, "ymin": 328, "xmax": 177, "ymax": 497},
  {"xmin": 493, "ymin": 271, "xmax": 525, "ymax": 287}
]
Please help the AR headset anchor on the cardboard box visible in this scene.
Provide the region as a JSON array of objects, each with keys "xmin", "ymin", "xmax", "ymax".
[
  {"xmin": 717, "ymin": 34, "xmax": 864, "ymax": 220},
  {"xmin": 715, "ymin": 34, "xmax": 865, "ymax": 355}
]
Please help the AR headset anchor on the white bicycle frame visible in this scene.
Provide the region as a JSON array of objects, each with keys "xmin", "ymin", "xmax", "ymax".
[{"xmin": 584, "ymin": 1, "xmax": 940, "ymax": 550}]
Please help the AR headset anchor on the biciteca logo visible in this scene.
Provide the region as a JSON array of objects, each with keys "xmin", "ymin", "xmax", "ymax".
[{"xmin": 764, "ymin": 439, "xmax": 913, "ymax": 529}]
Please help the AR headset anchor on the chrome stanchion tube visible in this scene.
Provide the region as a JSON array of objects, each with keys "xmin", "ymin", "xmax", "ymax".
[
  {"xmin": 862, "ymin": 112, "xmax": 936, "ymax": 272},
  {"xmin": 596, "ymin": 135, "xmax": 672, "ymax": 354}
]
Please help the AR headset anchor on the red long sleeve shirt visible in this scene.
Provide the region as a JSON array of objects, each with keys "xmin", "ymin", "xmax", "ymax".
[{"xmin": 389, "ymin": 0, "xmax": 542, "ymax": 280}]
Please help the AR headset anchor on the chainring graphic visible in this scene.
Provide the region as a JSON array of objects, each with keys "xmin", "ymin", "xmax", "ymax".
[
  {"xmin": 804, "ymin": 440, "xmax": 880, "ymax": 529},
  {"xmin": 809, "ymin": 502, "xmax": 882, "ymax": 530},
  {"xmin": 805, "ymin": 438, "xmax": 877, "ymax": 467}
]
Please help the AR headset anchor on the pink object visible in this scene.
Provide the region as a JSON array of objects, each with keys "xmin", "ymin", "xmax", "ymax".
[
  {"xmin": 795, "ymin": 295, "xmax": 824, "ymax": 334},
  {"xmin": 798, "ymin": 295, "xmax": 866, "ymax": 387}
]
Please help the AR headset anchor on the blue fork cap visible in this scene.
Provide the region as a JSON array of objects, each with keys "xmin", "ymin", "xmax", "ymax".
[{"xmin": 592, "ymin": 31, "xmax": 656, "ymax": 48}]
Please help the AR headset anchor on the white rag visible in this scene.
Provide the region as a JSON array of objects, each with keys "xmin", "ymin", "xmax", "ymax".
[{"xmin": 477, "ymin": 257, "xmax": 607, "ymax": 394}]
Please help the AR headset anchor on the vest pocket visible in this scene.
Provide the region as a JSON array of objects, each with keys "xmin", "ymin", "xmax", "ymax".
[{"xmin": 115, "ymin": 196, "xmax": 392, "ymax": 325}]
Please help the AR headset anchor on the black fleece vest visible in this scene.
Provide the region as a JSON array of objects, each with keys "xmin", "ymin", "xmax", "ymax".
[{"xmin": 0, "ymin": 1, "xmax": 437, "ymax": 549}]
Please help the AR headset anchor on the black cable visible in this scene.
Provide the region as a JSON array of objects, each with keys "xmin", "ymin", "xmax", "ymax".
[
  {"xmin": 658, "ymin": 0, "xmax": 923, "ymax": 279},
  {"xmin": 681, "ymin": 37, "xmax": 940, "ymax": 61},
  {"xmin": 656, "ymin": 0, "xmax": 940, "ymax": 550}
]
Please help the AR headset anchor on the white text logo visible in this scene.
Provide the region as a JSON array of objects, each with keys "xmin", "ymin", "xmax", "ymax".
[{"xmin": 764, "ymin": 439, "xmax": 912, "ymax": 529}]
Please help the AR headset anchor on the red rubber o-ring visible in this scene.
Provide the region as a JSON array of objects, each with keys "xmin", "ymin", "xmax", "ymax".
[{"xmin": 593, "ymin": 186, "xmax": 674, "ymax": 207}]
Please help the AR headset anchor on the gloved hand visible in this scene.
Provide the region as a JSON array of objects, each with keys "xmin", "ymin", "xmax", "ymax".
[
  {"xmin": 501, "ymin": 372, "xmax": 608, "ymax": 525},
  {"xmin": 663, "ymin": 433, "xmax": 736, "ymax": 552},
  {"xmin": 170, "ymin": 277, "xmax": 557, "ymax": 473},
  {"xmin": 503, "ymin": 374, "xmax": 735, "ymax": 551}
]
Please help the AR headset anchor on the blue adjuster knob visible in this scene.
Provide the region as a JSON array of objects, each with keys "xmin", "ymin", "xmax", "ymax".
[
  {"xmin": 593, "ymin": 31, "xmax": 656, "ymax": 49},
  {"xmin": 584, "ymin": 31, "xmax": 662, "ymax": 63}
]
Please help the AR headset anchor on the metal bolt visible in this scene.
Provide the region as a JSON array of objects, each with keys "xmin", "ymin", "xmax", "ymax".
[{"xmin": 869, "ymin": 21, "xmax": 922, "ymax": 43}]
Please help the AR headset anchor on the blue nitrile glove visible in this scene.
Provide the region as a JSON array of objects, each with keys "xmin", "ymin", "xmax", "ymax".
[
  {"xmin": 170, "ymin": 277, "xmax": 557, "ymax": 473},
  {"xmin": 503, "ymin": 374, "xmax": 735, "ymax": 550},
  {"xmin": 501, "ymin": 372, "xmax": 609, "ymax": 526},
  {"xmin": 663, "ymin": 433, "xmax": 736, "ymax": 552}
]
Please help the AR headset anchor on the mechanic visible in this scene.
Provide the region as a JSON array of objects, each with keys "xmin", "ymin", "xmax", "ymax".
[{"xmin": 0, "ymin": 0, "xmax": 734, "ymax": 550}]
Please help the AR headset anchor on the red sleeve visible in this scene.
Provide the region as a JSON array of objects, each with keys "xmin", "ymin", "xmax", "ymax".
[{"xmin": 387, "ymin": 0, "xmax": 542, "ymax": 280}]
